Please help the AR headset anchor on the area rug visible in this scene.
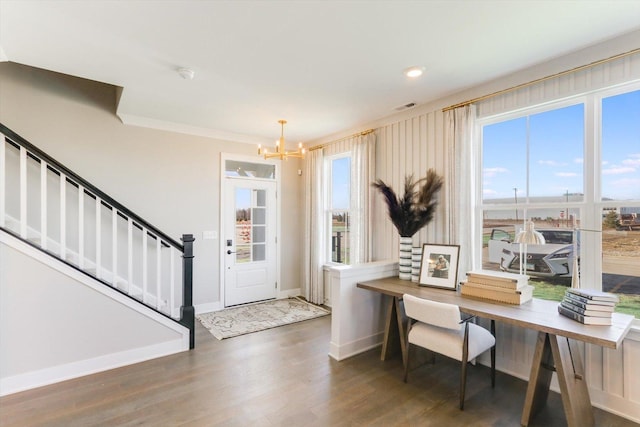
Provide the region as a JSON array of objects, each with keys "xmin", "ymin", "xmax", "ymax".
[{"xmin": 197, "ymin": 297, "xmax": 330, "ymax": 340}]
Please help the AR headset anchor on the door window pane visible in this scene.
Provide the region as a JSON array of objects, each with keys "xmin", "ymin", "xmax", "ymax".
[
  {"xmin": 253, "ymin": 207, "xmax": 266, "ymax": 225},
  {"xmin": 225, "ymin": 160, "xmax": 275, "ymax": 179},
  {"xmin": 253, "ymin": 244, "xmax": 266, "ymax": 261},
  {"xmin": 234, "ymin": 188, "xmax": 269, "ymax": 264}
]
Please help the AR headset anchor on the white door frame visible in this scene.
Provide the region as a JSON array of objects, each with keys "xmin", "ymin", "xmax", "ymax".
[{"xmin": 219, "ymin": 153, "xmax": 281, "ymax": 307}]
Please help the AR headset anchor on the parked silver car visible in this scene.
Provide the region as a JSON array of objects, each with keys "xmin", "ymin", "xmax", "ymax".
[{"xmin": 488, "ymin": 228, "xmax": 577, "ymax": 278}]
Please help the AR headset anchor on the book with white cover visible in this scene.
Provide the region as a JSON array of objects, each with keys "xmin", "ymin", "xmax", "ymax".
[{"xmin": 566, "ymin": 288, "xmax": 619, "ymax": 303}]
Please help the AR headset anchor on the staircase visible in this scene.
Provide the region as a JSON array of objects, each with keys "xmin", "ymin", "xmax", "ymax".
[{"xmin": 0, "ymin": 123, "xmax": 195, "ymax": 348}]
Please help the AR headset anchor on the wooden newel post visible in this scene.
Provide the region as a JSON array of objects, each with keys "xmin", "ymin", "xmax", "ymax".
[{"xmin": 180, "ymin": 234, "xmax": 195, "ymax": 349}]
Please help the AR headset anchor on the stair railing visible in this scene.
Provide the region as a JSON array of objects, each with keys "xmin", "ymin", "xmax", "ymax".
[{"xmin": 0, "ymin": 124, "xmax": 195, "ymax": 348}]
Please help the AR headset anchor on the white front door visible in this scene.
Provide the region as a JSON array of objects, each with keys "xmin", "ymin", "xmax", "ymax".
[{"xmin": 224, "ymin": 179, "xmax": 277, "ymax": 306}]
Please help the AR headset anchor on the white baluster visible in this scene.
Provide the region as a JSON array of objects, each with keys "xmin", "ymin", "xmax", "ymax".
[
  {"xmin": 127, "ymin": 218, "xmax": 133, "ymax": 294},
  {"xmin": 60, "ymin": 174, "xmax": 66, "ymax": 260},
  {"xmin": 156, "ymin": 238, "xmax": 162, "ymax": 311},
  {"xmin": 95, "ymin": 196, "xmax": 101, "ymax": 279},
  {"xmin": 0, "ymin": 136, "xmax": 5, "ymax": 228},
  {"xmin": 40, "ymin": 160, "xmax": 47, "ymax": 250},
  {"xmin": 112, "ymin": 208, "xmax": 118, "ymax": 287},
  {"xmin": 19, "ymin": 147, "xmax": 27, "ymax": 239},
  {"xmin": 78, "ymin": 185, "xmax": 84, "ymax": 268},
  {"xmin": 142, "ymin": 228, "xmax": 148, "ymax": 303}
]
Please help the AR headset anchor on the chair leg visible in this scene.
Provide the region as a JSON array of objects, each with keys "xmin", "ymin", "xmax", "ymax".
[
  {"xmin": 403, "ymin": 342, "xmax": 410, "ymax": 383},
  {"xmin": 460, "ymin": 360, "xmax": 468, "ymax": 410},
  {"xmin": 491, "ymin": 319, "xmax": 496, "ymax": 388},
  {"xmin": 460, "ymin": 322, "xmax": 470, "ymax": 410}
]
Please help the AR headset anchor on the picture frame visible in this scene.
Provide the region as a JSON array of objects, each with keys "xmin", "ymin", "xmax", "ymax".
[{"xmin": 418, "ymin": 243, "xmax": 460, "ymax": 290}]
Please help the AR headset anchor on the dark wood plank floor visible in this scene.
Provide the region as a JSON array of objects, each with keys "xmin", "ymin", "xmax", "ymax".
[{"xmin": 1, "ymin": 315, "xmax": 638, "ymax": 426}]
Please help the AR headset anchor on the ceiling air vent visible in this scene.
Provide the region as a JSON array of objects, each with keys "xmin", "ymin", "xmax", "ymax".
[{"xmin": 394, "ymin": 102, "xmax": 417, "ymax": 111}]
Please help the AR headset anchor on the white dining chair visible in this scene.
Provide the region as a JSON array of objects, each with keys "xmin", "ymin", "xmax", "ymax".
[{"xmin": 403, "ymin": 293, "xmax": 496, "ymax": 410}]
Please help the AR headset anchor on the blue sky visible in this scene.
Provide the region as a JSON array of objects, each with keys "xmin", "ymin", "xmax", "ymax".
[
  {"xmin": 331, "ymin": 156, "xmax": 351, "ymax": 210},
  {"xmin": 483, "ymin": 89, "xmax": 640, "ymax": 202}
]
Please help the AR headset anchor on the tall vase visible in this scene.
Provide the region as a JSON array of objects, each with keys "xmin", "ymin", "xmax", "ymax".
[{"xmin": 399, "ymin": 236, "xmax": 413, "ymax": 280}]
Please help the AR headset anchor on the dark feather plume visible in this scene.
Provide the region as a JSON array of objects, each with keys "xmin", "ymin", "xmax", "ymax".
[{"xmin": 372, "ymin": 169, "xmax": 443, "ymax": 237}]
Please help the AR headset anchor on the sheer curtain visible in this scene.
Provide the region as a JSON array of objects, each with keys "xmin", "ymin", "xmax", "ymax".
[
  {"xmin": 445, "ymin": 105, "xmax": 477, "ymax": 277},
  {"xmin": 350, "ymin": 132, "xmax": 376, "ymax": 264},
  {"xmin": 303, "ymin": 148, "xmax": 325, "ymax": 304},
  {"xmin": 302, "ymin": 132, "xmax": 376, "ymax": 304}
]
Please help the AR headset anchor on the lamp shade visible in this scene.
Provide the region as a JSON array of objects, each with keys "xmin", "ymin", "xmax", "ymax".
[{"xmin": 515, "ymin": 220, "xmax": 545, "ymax": 245}]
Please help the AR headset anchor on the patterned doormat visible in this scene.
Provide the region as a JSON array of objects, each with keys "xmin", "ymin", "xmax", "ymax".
[{"xmin": 197, "ymin": 297, "xmax": 330, "ymax": 340}]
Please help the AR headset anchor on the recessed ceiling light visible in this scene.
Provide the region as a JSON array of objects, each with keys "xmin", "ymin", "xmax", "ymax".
[
  {"xmin": 177, "ymin": 67, "xmax": 195, "ymax": 80},
  {"xmin": 404, "ymin": 66, "xmax": 425, "ymax": 78}
]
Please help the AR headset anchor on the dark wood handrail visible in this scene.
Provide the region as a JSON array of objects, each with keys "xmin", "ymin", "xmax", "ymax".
[
  {"xmin": 1, "ymin": 123, "xmax": 196, "ymax": 348},
  {"xmin": 0, "ymin": 123, "xmax": 183, "ymax": 251}
]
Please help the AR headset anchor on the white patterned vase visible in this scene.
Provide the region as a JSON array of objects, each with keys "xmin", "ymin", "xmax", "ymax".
[
  {"xmin": 411, "ymin": 246, "xmax": 423, "ymax": 282},
  {"xmin": 398, "ymin": 236, "xmax": 413, "ymax": 280}
]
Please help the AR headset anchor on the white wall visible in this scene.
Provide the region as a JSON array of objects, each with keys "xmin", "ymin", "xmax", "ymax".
[
  {"xmin": 0, "ymin": 238, "xmax": 187, "ymax": 395},
  {"xmin": 309, "ymin": 29, "xmax": 640, "ymax": 423},
  {"xmin": 0, "ymin": 62, "xmax": 304, "ymax": 312}
]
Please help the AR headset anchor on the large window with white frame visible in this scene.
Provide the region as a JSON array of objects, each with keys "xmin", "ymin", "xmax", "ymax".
[
  {"xmin": 326, "ymin": 154, "xmax": 351, "ymax": 264},
  {"xmin": 478, "ymin": 83, "xmax": 640, "ymax": 319}
]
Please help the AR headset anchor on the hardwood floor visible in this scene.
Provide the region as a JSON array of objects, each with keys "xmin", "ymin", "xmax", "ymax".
[{"xmin": 1, "ymin": 316, "xmax": 637, "ymax": 426}]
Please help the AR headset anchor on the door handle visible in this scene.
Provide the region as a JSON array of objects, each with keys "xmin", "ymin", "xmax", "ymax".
[{"xmin": 227, "ymin": 250, "xmax": 236, "ymax": 255}]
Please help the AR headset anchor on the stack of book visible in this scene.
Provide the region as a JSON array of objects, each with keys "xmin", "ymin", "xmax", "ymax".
[
  {"xmin": 558, "ymin": 288, "xmax": 618, "ymax": 325},
  {"xmin": 460, "ymin": 270, "xmax": 533, "ymax": 305}
]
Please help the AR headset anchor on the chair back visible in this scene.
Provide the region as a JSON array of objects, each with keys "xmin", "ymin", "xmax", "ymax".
[{"xmin": 403, "ymin": 294, "xmax": 461, "ymax": 330}]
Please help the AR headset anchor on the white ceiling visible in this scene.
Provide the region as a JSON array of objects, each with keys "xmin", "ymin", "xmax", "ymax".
[{"xmin": 2, "ymin": 1, "xmax": 640, "ymax": 146}]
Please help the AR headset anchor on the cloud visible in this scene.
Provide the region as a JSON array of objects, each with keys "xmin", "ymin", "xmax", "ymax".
[
  {"xmin": 611, "ymin": 177, "xmax": 640, "ymax": 186},
  {"xmin": 607, "ymin": 178, "xmax": 640, "ymax": 199},
  {"xmin": 538, "ymin": 160, "xmax": 567, "ymax": 167},
  {"xmin": 574, "ymin": 158, "xmax": 584, "ymax": 164},
  {"xmin": 622, "ymin": 158, "xmax": 640, "ymax": 167},
  {"xmin": 483, "ymin": 167, "xmax": 508, "ymax": 178},
  {"xmin": 483, "ymin": 189, "xmax": 498, "ymax": 196},
  {"xmin": 602, "ymin": 166, "xmax": 636, "ymax": 175},
  {"xmin": 555, "ymin": 172, "xmax": 578, "ymax": 177}
]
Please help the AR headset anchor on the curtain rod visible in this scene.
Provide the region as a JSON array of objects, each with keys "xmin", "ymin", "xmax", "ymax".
[
  {"xmin": 442, "ymin": 47, "xmax": 640, "ymax": 112},
  {"xmin": 308, "ymin": 128, "xmax": 375, "ymax": 152}
]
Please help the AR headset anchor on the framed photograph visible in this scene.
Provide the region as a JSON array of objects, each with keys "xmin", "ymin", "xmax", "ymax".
[{"xmin": 419, "ymin": 244, "xmax": 460, "ymax": 290}]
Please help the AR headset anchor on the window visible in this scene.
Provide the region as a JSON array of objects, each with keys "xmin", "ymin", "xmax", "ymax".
[
  {"xmin": 478, "ymin": 85, "xmax": 640, "ymax": 319},
  {"xmin": 326, "ymin": 155, "xmax": 351, "ymax": 264}
]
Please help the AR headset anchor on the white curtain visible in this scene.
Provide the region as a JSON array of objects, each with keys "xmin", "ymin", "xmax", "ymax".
[
  {"xmin": 350, "ymin": 132, "xmax": 376, "ymax": 264},
  {"xmin": 302, "ymin": 132, "xmax": 376, "ymax": 304},
  {"xmin": 303, "ymin": 148, "xmax": 325, "ymax": 304},
  {"xmin": 445, "ymin": 105, "xmax": 477, "ymax": 278}
]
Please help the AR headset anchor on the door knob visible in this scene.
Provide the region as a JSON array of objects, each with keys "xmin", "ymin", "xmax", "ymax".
[{"xmin": 227, "ymin": 249, "xmax": 236, "ymax": 255}]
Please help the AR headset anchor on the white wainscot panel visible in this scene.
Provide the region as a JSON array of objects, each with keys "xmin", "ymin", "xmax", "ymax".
[{"xmin": 327, "ymin": 260, "xmax": 398, "ymax": 361}]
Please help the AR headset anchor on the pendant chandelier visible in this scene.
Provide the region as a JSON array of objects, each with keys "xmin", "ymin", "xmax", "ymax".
[{"xmin": 258, "ymin": 120, "xmax": 305, "ymax": 160}]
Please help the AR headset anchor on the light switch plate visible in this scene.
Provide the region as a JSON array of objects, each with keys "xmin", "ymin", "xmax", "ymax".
[{"xmin": 203, "ymin": 230, "xmax": 217, "ymax": 240}]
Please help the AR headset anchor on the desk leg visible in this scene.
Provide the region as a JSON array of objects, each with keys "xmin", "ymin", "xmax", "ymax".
[
  {"xmin": 381, "ymin": 295, "xmax": 399, "ymax": 361},
  {"xmin": 380, "ymin": 296, "xmax": 408, "ymax": 365},
  {"xmin": 549, "ymin": 333, "xmax": 594, "ymax": 427},
  {"xmin": 521, "ymin": 332, "xmax": 594, "ymax": 427}
]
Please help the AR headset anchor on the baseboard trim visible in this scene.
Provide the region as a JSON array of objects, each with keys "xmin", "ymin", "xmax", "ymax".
[
  {"xmin": 329, "ymin": 332, "xmax": 384, "ymax": 361},
  {"xmin": 279, "ymin": 287, "xmax": 301, "ymax": 299},
  {"xmin": 0, "ymin": 339, "xmax": 187, "ymax": 396},
  {"xmin": 195, "ymin": 301, "xmax": 221, "ymax": 314}
]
